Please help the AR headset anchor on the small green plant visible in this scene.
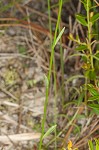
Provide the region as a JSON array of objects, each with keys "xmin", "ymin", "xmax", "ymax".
[
  {"xmin": 88, "ymin": 139, "xmax": 99, "ymax": 150},
  {"xmin": 18, "ymin": 45, "xmax": 26, "ymax": 54},
  {"xmin": 87, "ymin": 82, "xmax": 99, "ymax": 114},
  {"xmin": 69, "ymin": 0, "xmax": 99, "ymax": 109},
  {"xmin": 39, "ymin": 1, "xmax": 99, "ymax": 149},
  {"xmin": 4, "ymin": 69, "xmax": 18, "ymax": 85},
  {"xmin": 42, "ymin": 125, "xmax": 57, "ymax": 140}
]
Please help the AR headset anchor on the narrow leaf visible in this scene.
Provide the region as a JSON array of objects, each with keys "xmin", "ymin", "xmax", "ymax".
[
  {"xmin": 90, "ymin": 13, "xmax": 99, "ymax": 23},
  {"xmin": 76, "ymin": 45, "xmax": 87, "ymax": 51},
  {"xmin": 76, "ymin": 14, "xmax": 87, "ymax": 26},
  {"xmin": 44, "ymin": 74, "xmax": 49, "ymax": 89},
  {"xmin": 76, "ymin": 14, "xmax": 86, "ymax": 18},
  {"xmin": 88, "ymin": 103, "xmax": 99, "ymax": 109},
  {"xmin": 42, "ymin": 125, "xmax": 57, "ymax": 139},
  {"xmin": 88, "ymin": 87, "xmax": 99, "ymax": 96},
  {"xmin": 88, "ymin": 140, "xmax": 94, "ymax": 150},
  {"xmin": 88, "ymin": 70, "xmax": 96, "ymax": 80},
  {"xmin": 53, "ymin": 27, "xmax": 65, "ymax": 49},
  {"xmin": 88, "ymin": 0, "xmax": 92, "ymax": 8},
  {"xmin": 88, "ymin": 96, "xmax": 99, "ymax": 101},
  {"xmin": 95, "ymin": 139, "xmax": 99, "ymax": 150},
  {"xmin": 91, "ymin": 108, "xmax": 99, "ymax": 115},
  {"xmin": 81, "ymin": 0, "xmax": 87, "ymax": 10}
]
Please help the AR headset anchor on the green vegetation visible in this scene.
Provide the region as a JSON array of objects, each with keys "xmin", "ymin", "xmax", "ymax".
[
  {"xmin": 39, "ymin": 0, "xmax": 99, "ymax": 149},
  {"xmin": 0, "ymin": 0, "xmax": 99, "ymax": 149},
  {"xmin": 69, "ymin": 0, "xmax": 99, "ymax": 113}
]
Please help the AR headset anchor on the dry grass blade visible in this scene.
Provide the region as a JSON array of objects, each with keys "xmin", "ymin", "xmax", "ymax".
[
  {"xmin": 74, "ymin": 121, "xmax": 99, "ymax": 149},
  {"xmin": 61, "ymin": 105, "xmax": 84, "ymax": 148},
  {"xmin": 0, "ymin": 133, "xmax": 41, "ymax": 144},
  {"xmin": 0, "ymin": 112, "xmax": 31, "ymax": 131},
  {"xmin": 0, "ymin": 87, "xmax": 18, "ymax": 101},
  {"xmin": 94, "ymin": 0, "xmax": 99, "ymax": 6}
]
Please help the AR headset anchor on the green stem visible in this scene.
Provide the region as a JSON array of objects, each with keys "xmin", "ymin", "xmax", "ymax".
[
  {"xmin": 85, "ymin": 77, "xmax": 88, "ymax": 106},
  {"xmin": 59, "ymin": 25, "xmax": 65, "ymax": 106},
  {"xmin": 87, "ymin": 0, "xmax": 94, "ymax": 70},
  {"xmin": 39, "ymin": 0, "xmax": 63, "ymax": 149},
  {"xmin": 39, "ymin": 0, "xmax": 52, "ymax": 149},
  {"xmin": 53, "ymin": 57, "xmax": 57, "ymax": 150}
]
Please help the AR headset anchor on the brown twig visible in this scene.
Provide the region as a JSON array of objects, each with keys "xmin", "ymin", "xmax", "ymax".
[
  {"xmin": 0, "ymin": 18, "xmax": 50, "ymax": 37},
  {"xmin": 61, "ymin": 105, "xmax": 84, "ymax": 148},
  {"xmin": 74, "ymin": 122, "xmax": 99, "ymax": 149}
]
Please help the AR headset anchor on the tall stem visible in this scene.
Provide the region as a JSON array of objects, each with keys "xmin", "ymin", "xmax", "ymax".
[
  {"xmin": 39, "ymin": 0, "xmax": 63, "ymax": 149},
  {"xmin": 87, "ymin": 0, "xmax": 94, "ymax": 70}
]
